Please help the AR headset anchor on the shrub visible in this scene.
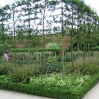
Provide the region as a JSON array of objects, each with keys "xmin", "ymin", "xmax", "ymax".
[
  {"xmin": 9, "ymin": 53, "xmax": 34, "ymax": 66},
  {"xmin": 45, "ymin": 43, "xmax": 60, "ymax": 49},
  {"xmin": 40, "ymin": 62, "xmax": 62, "ymax": 74},
  {"xmin": 64, "ymin": 57, "xmax": 99, "ymax": 75},
  {"xmin": 8, "ymin": 64, "xmax": 41, "ymax": 83},
  {"xmin": 46, "ymin": 56, "xmax": 57, "ymax": 62},
  {"xmin": 57, "ymin": 54, "xmax": 77, "ymax": 62},
  {"xmin": 0, "ymin": 64, "xmax": 13, "ymax": 75}
]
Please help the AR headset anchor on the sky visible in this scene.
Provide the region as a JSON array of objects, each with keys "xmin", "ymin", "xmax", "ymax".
[
  {"xmin": 0, "ymin": 0, "xmax": 99, "ymax": 15},
  {"xmin": 85, "ymin": 0, "xmax": 99, "ymax": 15},
  {"xmin": 0, "ymin": 0, "xmax": 16, "ymax": 7}
]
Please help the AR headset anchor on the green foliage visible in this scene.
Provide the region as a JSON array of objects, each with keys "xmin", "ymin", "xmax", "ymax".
[
  {"xmin": 79, "ymin": 62, "xmax": 99, "ymax": 75},
  {"xmin": 0, "ymin": 46, "xmax": 3, "ymax": 56},
  {"xmin": 0, "ymin": 58, "xmax": 2, "ymax": 63},
  {"xmin": 45, "ymin": 43, "xmax": 60, "ymax": 49},
  {"xmin": 0, "ymin": 73, "xmax": 99, "ymax": 99},
  {"xmin": 64, "ymin": 57, "xmax": 99, "ymax": 75},
  {"xmin": 46, "ymin": 56, "xmax": 57, "ymax": 62},
  {"xmin": 0, "ymin": 64, "xmax": 12, "ymax": 75},
  {"xmin": 8, "ymin": 65, "xmax": 41, "ymax": 83},
  {"xmin": 57, "ymin": 54, "xmax": 77, "ymax": 62},
  {"xmin": 9, "ymin": 53, "xmax": 34, "ymax": 66},
  {"xmin": 40, "ymin": 62, "xmax": 62, "ymax": 74},
  {"xmin": 10, "ymin": 48, "xmax": 69, "ymax": 54},
  {"xmin": 0, "ymin": 75, "xmax": 11, "ymax": 84},
  {"xmin": 0, "ymin": 51, "xmax": 99, "ymax": 99},
  {"xmin": 94, "ymin": 46, "xmax": 99, "ymax": 51}
]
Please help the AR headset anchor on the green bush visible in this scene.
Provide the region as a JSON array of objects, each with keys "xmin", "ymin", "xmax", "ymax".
[
  {"xmin": 9, "ymin": 53, "xmax": 34, "ymax": 66},
  {"xmin": 45, "ymin": 43, "xmax": 60, "ymax": 49},
  {"xmin": 40, "ymin": 62, "xmax": 62, "ymax": 74},
  {"xmin": 0, "ymin": 73, "xmax": 99, "ymax": 99},
  {"xmin": 64, "ymin": 57, "xmax": 99, "ymax": 75},
  {"xmin": 46, "ymin": 56, "xmax": 57, "ymax": 62},
  {"xmin": 0, "ymin": 64, "xmax": 13, "ymax": 75},
  {"xmin": 57, "ymin": 54, "xmax": 77, "ymax": 62},
  {"xmin": 79, "ymin": 63, "xmax": 99, "ymax": 75},
  {"xmin": 94, "ymin": 46, "xmax": 99, "ymax": 51}
]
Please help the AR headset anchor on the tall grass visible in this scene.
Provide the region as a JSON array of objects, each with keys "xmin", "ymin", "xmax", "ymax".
[{"xmin": 64, "ymin": 51, "xmax": 99, "ymax": 75}]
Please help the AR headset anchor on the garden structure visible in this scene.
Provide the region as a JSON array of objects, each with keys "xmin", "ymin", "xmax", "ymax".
[{"xmin": 0, "ymin": 0, "xmax": 99, "ymax": 99}]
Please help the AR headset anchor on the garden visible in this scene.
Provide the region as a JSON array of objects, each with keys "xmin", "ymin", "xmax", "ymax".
[
  {"xmin": 0, "ymin": 0, "xmax": 99, "ymax": 99},
  {"xmin": 0, "ymin": 53, "xmax": 99, "ymax": 99}
]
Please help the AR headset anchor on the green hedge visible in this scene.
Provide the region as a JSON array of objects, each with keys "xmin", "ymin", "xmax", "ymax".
[
  {"xmin": 0, "ymin": 74, "xmax": 99, "ymax": 99},
  {"xmin": 11, "ymin": 48, "xmax": 69, "ymax": 53},
  {"xmin": 94, "ymin": 46, "xmax": 99, "ymax": 51}
]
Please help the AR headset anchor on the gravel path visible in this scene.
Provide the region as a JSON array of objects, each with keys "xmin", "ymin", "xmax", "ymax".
[
  {"xmin": 82, "ymin": 82, "xmax": 99, "ymax": 99},
  {"xmin": 0, "ymin": 89, "xmax": 54, "ymax": 99}
]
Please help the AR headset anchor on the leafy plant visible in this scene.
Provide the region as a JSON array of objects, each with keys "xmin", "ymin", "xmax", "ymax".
[
  {"xmin": 40, "ymin": 62, "xmax": 62, "ymax": 74},
  {"xmin": 45, "ymin": 43, "xmax": 60, "ymax": 49}
]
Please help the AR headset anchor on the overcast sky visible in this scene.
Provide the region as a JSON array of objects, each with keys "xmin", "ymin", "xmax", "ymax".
[
  {"xmin": 0, "ymin": 0, "xmax": 15, "ymax": 7},
  {"xmin": 0, "ymin": 0, "xmax": 99, "ymax": 15},
  {"xmin": 85, "ymin": 0, "xmax": 99, "ymax": 15}
]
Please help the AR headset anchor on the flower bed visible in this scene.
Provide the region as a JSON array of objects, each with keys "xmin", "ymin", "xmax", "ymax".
[{"xmin": 0, "ymin": 73, "xmax": 99, "ymax": 99}]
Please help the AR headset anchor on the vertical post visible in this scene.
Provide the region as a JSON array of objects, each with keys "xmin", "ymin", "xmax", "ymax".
[
  {"xmin": 2, "ymin": 18, "xmax": 5, "ymax": 65},
  {"xmin": 61, "ymin": 1, "xmax": 65, "ymax": 72},
  {"xmin": 13, "ymin": 5, "xmax": 16, "ymax": 66},
  {"xmin": 71, "ymin": 3, "xmax": 74, "ymax": 67}
]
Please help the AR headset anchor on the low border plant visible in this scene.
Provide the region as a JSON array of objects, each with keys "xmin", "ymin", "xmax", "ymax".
[{"xmin": 0, "ymin": 73, "xmax": 99, "ymax": 99}]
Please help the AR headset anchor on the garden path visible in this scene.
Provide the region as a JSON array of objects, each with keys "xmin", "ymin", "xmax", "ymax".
[
  {"xmin": 0, "ymin": 89, "xmax": 54, "ymax": 99},
  {"xmin": 82, "ymin": 82, "xmax": 99, "ymax": 99}
]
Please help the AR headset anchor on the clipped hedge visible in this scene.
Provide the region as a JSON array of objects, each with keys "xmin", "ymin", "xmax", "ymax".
[
  {"xmin": 0, "ymin": 73, "xmax": 99, "ymax": 99},
  {"xmin": 11, "ymin": 48, "xmax": 69, "ymax": 53}
]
